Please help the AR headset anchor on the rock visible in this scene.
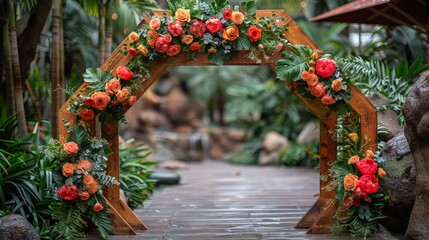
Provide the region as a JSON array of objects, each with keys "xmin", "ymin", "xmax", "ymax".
[
  {"xmin": 210, "ymin": 144, "xmax": 224, "ymax": 160},
  {"xmin": 380, "ymin": 132, "xmax": 415, "ymax": 234},
  {"xmin": 0, "ymin": 214, "xmax": 39, "ymax": 240},
  {"xmin": 157, "ymin": 160, "xmax": 188, "ymax": 170},
  {"xmin": 258, "ymin": 151, "xmax": 279, "ymax": 165},
  {"xmin": 150, "ymin": 169, "xmax": 181, "ymax": 185},
  {"xmin": 297, "ymin": 121, "xmax": 319, "ymax": 144},
  {"xmin": 139, "ymin": 109, "xmax": 171, "ymax": 131},
  {"xmin": 402, "ymin": 71, "xmax": 429, "ymax": 239},
  {"xmin": 263, "ymin": 131, "xmax": 289, "ymax": 152}
]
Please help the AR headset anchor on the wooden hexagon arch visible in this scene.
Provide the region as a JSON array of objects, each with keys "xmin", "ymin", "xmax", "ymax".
[{"xmin": 59, "ymin": 10, "xmax": 377, "ymax": 235}]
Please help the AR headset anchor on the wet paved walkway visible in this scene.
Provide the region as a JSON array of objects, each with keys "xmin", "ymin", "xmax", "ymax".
[{"xmin": 106, "ymin": 160, "xmax": 396, "ymax": 240}]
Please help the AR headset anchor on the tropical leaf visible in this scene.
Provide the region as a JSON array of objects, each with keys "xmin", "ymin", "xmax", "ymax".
[{"xmin": 276, "ymin": 45, "xmax": 312, "ymax": 81}]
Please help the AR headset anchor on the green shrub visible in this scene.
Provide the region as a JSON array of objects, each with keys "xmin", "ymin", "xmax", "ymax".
[{"xmin": 279, "ymin": 141, "xmax": 319, "ymax": 167}]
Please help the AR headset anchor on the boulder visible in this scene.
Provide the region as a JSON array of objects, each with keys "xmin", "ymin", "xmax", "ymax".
[
  {"xmin": 297, "ymin": 121, "xmax": 319, "ymax": 144},
  {"xmin": 258, "ymin": 151, "xmax": 279, "ymax": 165},
  {"xmin": 402, "ymin": 71, "xmax": 429, "ymax": 239},
  {"xmin": 367, "ymin": 92, "xmax": 402, "ymax": 141},
  {"xmin": 380, "ymin": 132, "xmax": 415, "ymax": 234},
  {"xmin": 0, "ymin": 214, "xmax": 39, "ymax": 240},
  {"xmin": 263, "ymin": 131, "xmax": 289, "ymax": 152}
]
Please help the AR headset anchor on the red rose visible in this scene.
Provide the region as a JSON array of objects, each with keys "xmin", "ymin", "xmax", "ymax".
[
  {"xmin": 189, "ymin": 19, "xmax": 206, "ymax": 38},
  {"xmin": 190, "ymin": 42, "xmax": 200, "ymax": 51},
  {"xmin": 247, "ymin": 25, "xmax": 262, "ymax": 42},
  {"xmin": 116, "ymin": 66, "xmax": 133, "ymax": 81},
  {"xmin": 357, "ymin": 157, "xmax": 378, "ymax": 175},
  {"xmin": 222, "ymin": 8, "xmax": 233, "ymax": 20},
  {"xmin": 167, "ymin": 20, "xmax": 184, "ymax": 37},
  {"xmin": 321, "ymin": 94, "xmax": 336, "ymax": 105},
  {"xmin": 93, "ymin": 203, "xmax": 104, "ymax": 212},
  {"xmin": 84, "ymin": 97, "xmax": 94, "ymax": 107},
  {"xmin": 358, "ymin": 174, "xmax": 380, "ymax": 194},
  {"xmin": 205, "ymin": 18, "xmax": 223, "ymax": 34},
  {"xmin": 127, "ymin": 47, "xmax": 137, "ymax": 57},
  {"xmin": 56, "ymin": 185, "xmax": 79, "ymax": 201},
  {"xmin": 316, "ymin": 58, "xmax": 337, "ymax": 78},
  {"xmin": 155, "ymin": 37, "xmax": 170, "ymax": 53}
]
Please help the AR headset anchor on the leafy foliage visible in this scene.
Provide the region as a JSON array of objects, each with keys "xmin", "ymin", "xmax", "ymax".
[
  {"xmin": 279, "ymin": 141, "xmax": 319, "ymax": 167},
  {"xmin": 119, "ymin": 139, "xmax": 156, "ymax": 209},
  {"xmin": 276, "ymin": 45, "xmax": 313, "ymax": 81}
]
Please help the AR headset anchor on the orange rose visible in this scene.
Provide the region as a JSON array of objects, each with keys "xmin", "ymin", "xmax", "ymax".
[
  {"xmin": 147, "ymin": 30, "xmax": 158, "ymax": 48},
  {"xmin": 301, "ymin": 71, "xmax": 310, "ymax": 81},
  {"xmin": 93, "ymin": 203, "xmax": 104, "ymax": 212},
  {"xmin": 308, "ymin": 67, "xmax": 315, "ymax": 74},
  {"xmin": 348, "ymin": 133, "xmax": 358, "ymax": 142},
  {"xmin": 344, "ymin": 174, "xmax": 359, "ymax": 191},
  {"xmin": 128, "ymin": 95, "xmax": 137, "ymax": 106},
  {"xmin": 79, "ymin": 109, "xmax": 94, "ymax": 121},
  {"xmin": 222, "ymin": 25, "xmax": 239, "ymax": 41},
  {"xmin": 321, "ymin": 94, "xmax": 336, "ymax": 105},
  {"xmin": 190, "ymin": 42, "xmax": 200, "ymax": 51},
  {"xmin": 80, "ymin": 191, "xmax": 90, "ymax": 201},
  {"xmin": 128, "ymin": 31, "xmax": 139, "ymax": 42},
  {"xmin": 208, "ymin": 48, "xmax": 217, "ymax": 53},
  {"xmin": 91, "ymin": 92, "xmax": 111, "ymax": 110},
  {"xmin": 348, "ymin": 155, "xmax": 360, "ymax": 165},
  {"xmin": 105, "ymin": 78, "xmax": 121, "ymax": 95},
  {"xmin": 181, "ymin": 35, "xmax": 193, "ymax": 45},
  {"xmin": 306, "ymin": 74, "xmax": 319, "ymax": 87},
  {"xmin": 116, "ymin": 88, "xmax": 129, "ymax": 102},
  {"xmin": 331, "ymin": 79, "xmax": 342, "ymax": 92},
  {"xmin": 309, "ymin": 60, "xmax": 315, "ymax": 67},
  {"xmin": 137, "ymin": 44, "xmax": 149, "ymax": 56},
  {"xmin": 63, "ymin": 141, "xmax": 78, "ymax": 154},
  {"xmin": 365, "ymin": 150, "xmax": 375, "ymax": 158},
  {"xmin": 167, "ymin": 44, "xmax": 181, "ymax": 56},
  {"xmin": 378, "ymin": 168, "xmax": 387, "ymax": 178},
  {"xmin": 62, "ymin": 162, "xmax": 75, "ymax": 177},
  {"xmin": 149, "ymin": 18, "xmax": 160, "ymax": 30},
  {"xmin": 309, "ymin": 83, "xmax": 326, "ymax": 97},
  {"xmin": 83, "ymin": 174, "xmax": 95, "ymax": 186},
  {"xmin": 175, "ymin": 8, "xmax": 190, "ymax": 22},
  {"xmin": 312, "ymin": 52, "xmax": 319, "ymax": 60},
  {"xmin": 76, "ymin": 159, "xmax": 92, "ymax": 173},
  {"xmin": 231, "ymin": 11, "xmax": 244, "ymax": 25},
  {"xmin": 87, "ymin": 180, "xmax": 99, "ymax": 195}
]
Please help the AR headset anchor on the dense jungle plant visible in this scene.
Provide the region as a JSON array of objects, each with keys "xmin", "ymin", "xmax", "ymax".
[{"xmin": 119, "ymin": 139, "xmax": 156, "ymax": 209}]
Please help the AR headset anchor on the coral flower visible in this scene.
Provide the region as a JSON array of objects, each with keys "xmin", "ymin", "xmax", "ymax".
[
  {"xmin": 62, "ymin": 162, "xmax": 75, "ymax": 177},
  {"xmin": 348, "ymin": 133, "xmax": 358, "ymax": 142},
  {"xmin": 331, "ymin": 79, "xmax": 343, "ymax": 92},
  {"xmin": 149, "ymin": 18, "xmax": 160, "ymax": 30},
  {"xmin": 63, "ymin": 141, "xmax": 79, "ymax": 154},
  {"xmin": 76, "ymin": 159, "xmax": 93, "ymax": 173},
  {"xmin": 222, "ymin": 25, "xmax": 239, "ymax": 41},
  {"xmin": 83, "ymin": 174, "xmax": 95, "ymax": 186},
  {"xmin": 105, "ymin": 78, "xmax": 121, "ymax": 95},
  {"xmin": 79, "ymin": 109, "xmax": 94, "ymax": 120},
  {"xmin": 223, "ymin": 8, "xmax": 233, "ymax": 20},
  {"xmin": 175, "ymin": 8, "xmax": 190, "ymax": 22},
  {"xmin": 128, "ymin": 31, "xmax": 139, "ymax": 42},
  {"xmin": 344, "ymin": 174, "xmax": 359, "ymax": 191},
  {"xmin": 93, "ymin": 203, "xmax": 104, "ymax": 212},
  {"xmin": 348, "ymin": 155, "xmax": 360, "ymax": 165},
  {"xmin": 80, "ymin": 191, "xmax": 90, "ymax": 201},
  {"xmin": 231, "ymin": 11, "xmax": 244, "ymax": 25},
  {"xmin": 247, "ymin": 25, "xmax": 262, "ymax": 42},
  {"xmin": 91, "ymin": 92, "xmax": 111, "ymax": 111}
]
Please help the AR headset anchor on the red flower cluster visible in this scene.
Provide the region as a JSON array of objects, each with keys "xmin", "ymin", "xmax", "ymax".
[{"xmin": 316, "ymin": 58, "xmax": 337, "ymax": 78}]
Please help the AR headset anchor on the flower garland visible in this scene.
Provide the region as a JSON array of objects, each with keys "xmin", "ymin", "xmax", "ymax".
[
  {"xmin": 45, "ymin": 124, "xmax": 118, "ymax": 239},
  {"xmin": 330, "ymin": 117, "xmax": 388, "ymax": 238}
]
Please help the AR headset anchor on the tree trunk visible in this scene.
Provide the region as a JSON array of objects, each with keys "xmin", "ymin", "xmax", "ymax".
[
  {"xmin": 9, "ymin": 1, "xmax": 27, "ymax": 138},
  {"xmin": 51, "ymin": 0, "xmax": 61, "ymax": 139},
  {"xmin": 403, "ymin": 71, "xmax": 429, "ymax": 240},
  {"xmin": 2, "ymin": 23, "xmax": 15, "ymax": 116},
  {"xmin": 98, "ymin": 5, "xmax": 106, "ymax": 64}
]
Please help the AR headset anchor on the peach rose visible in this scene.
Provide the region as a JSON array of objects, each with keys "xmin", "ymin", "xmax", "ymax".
[
  {"xmin": 181, "ymin": 35, "xmax": 193, "ymax": 45},
  {"xmin": 321, "ymin": 94, "xmax": 336, "ymax": 105},
  {"xmin": 79, "ymin": 109, "xmax": 94, "ymax": 121},
  {"xmin": 344, "ymin": 174, "xmax": 359, "ymax": 191},
  {"xmin": 87, "ymin": 180, "xmax": 99, "ymax": 195},
  {"xmin": 307, "ymin": 74, "xmax": 319, "ymax": 87},
  {"xmin": 308, "ymin": 67, "xmax": 315, "ymax": 74},
  {"xmin": 190, "ymin": 42, "xmax": 200, "ymax": 51},
  {"xmin": 76, "ymin": 159, "xmax": 92, "ymax": 173},
  {"xmin": 378, "ymin": 168, "xmax": 387, "ymax": 178},
  {"xmin": 208, "ymin": 48, "xmax": 217, "ymax": 53},
  {"xmin": 63, "ymin": 141, "xmax": 78, "ymax": 154},
  {"xmin": 93, "ymin": 203, "xmax": 104, "ymax": 212},
  {"xmin": 149, "ymin": 18, "xmax": 161, "ymax": 30},
  {"xmin": 309, "ymin": 60, "xmax": 315, "ymax": 67},
  {"xmin": 147, "ymin": 30, "xmax": 158, "ymax": 48},
  {"xmin": 309, "ymin": 83, "xmax": 325, "ymax": 97},
  {"xmin": 105, "ymin": 78, "xmax": 121, "ymax": 95},
  {"xmin": 83, "ymin": 174, "xmax": 95, "ymax": 186},
  {"xmin": 137, "ymin": 44, "xmax": 149, "ymax": 56},
  {"xmin": 128, "ymin": 96, "xmax": 137, "ymax": 106},
  {"xmin": 116, "ymin": 88, "xmax": 129, "ymax": 102},
  {"xmin": 167, "ymin": 44, "xmax": 181, "ymax": 56},
  {"xmin": 175, "ymin": 8, "xmax": 190, "ymax": 22},
  {"xmin": 301, "ymin": 71, "xmax": 310, "ymax": 81},
  {"xmin": 348, "ymin": 155, "xmax": 360, "ymax": 165},
  {"xmin": 231, "ymin": 11, "xmax": 244, "ymax": 25},
  {"xmin": 80, "ymin": 191, "xmax": 90, "ymax": 201},
  {"xmin": 348, "ymin": 133, "xmax": 358, "ymax": 142},
  {"xmin": 365, "ymin": 150, "xmax": 375, "ymax": 158},
  {"xmin": 331, "ymin": 79, "xmax": 343, "ymax": 92},
  {"xmin": 223, "ymin": 25, "xmax": 239, "ymax": 41},
  {"xmin": 312, "ymin": 52, "xmax": 319, "ymax": 60},
  {"xmin": 91, "ymin": 92, "xmax": 111, "ymax": 111},
  {"xmin": 62, "ymin": 162, "xmax": 75, "ymax": 177},
  {"xmin": 128, "ymin": 31, "xmax": 139, "ymax": 42}
]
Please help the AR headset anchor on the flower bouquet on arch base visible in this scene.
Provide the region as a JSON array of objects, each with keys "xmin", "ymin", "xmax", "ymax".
[
  {"xmin": 329, "ymin": 117, "xmax": 388, "ymax": 238},
  {"xmin": 44, "ymin": 123, "xmax": 119, "ymax": 239}
]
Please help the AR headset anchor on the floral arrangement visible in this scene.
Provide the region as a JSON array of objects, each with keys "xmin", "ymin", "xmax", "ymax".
[
  {"xmin": 276, "ymin": 45, "xmax": 352, "ymax": 113},
  {"xmin": 330, "ymin": 116, "xmax": 388, "ymax": 237},
  {"xmin": 45, "ymin": 124, "xmax": 118, "ymax": 239}
]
